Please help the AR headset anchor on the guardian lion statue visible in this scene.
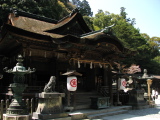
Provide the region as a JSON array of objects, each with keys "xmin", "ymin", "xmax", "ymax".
[{"xmin": 44, "ymin": 76, "xmax": 56, "ymax": 92}]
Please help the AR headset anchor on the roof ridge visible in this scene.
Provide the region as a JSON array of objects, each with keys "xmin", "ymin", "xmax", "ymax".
[
  {"xmin": 58, "ymin": 8, "xmax": 79, "ymax": 23},
  {"xmin": 11, "ymin": 9, "xmax": 58, "ymax": 24},
  {"xmin": 80, "ymin": 24, "xmax": 116, "ymax": 38}
]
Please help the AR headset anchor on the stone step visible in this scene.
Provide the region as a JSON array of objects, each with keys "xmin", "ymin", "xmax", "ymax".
[
  {"xmin": 87, "ymin": 109, "xmax": 128, "ymax": 119},
  {"xmin": 47, "ymin": 117, "xmax": 71, "ymax": 120},
  {"xmin": 86, "ymin": 106, "xmax": 132, "ymax": 115},
  {"xmin": 69, "ymin": 106, "xmax": 132, "ymax": 119},
  {"xmin": 75, "ymin": 104, "xmax": 90, "ymax": 110}
]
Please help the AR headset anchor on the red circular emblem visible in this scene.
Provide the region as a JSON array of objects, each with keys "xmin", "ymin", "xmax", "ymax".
[
  {"xmin": 122, "ymin": 81, "xmax": 126, "ymax": 87},
  {"xmin": 70, "ymin": 79, "xmax": 77, "ymax": 87}
]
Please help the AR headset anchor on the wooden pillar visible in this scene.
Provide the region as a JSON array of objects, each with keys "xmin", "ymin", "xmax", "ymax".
[
  {"xmin": 107, "ymin": 65, "xmax": 113, "ymax": 105},
  {"xmin": 115, "ymin": 77, "xmax": 122, "ymax": 105},
  {"xmin": 103, "ymin": 68, "xmax": 108, "ymax": 86},
  {"xmin": 147, "ymin": 79, "xmax": 152, "ymax": 103}
]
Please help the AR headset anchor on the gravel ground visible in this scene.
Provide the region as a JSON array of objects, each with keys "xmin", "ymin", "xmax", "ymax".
[
  {"xmin": 102, "ymin": 98, "xmax": 160, "ymax": 120},
  {"xmin": 127, "ymin": 105, "xmax": 160, "ymax": 118}
]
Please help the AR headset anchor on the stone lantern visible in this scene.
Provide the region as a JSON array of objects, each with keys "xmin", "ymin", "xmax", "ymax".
[{"xmin": 3, "ymin": 54, "xmax": 35, "ymax": 120}]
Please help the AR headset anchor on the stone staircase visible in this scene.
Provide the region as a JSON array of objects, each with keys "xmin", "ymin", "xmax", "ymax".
[{"xmin": 69, "ymin": 106, "xmax": 132, "ymax": 119}]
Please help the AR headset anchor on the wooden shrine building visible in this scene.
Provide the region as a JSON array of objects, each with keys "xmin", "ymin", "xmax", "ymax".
[{"xmin": 0, "ymin": 9, "xmax": 133, "ymax": 109}]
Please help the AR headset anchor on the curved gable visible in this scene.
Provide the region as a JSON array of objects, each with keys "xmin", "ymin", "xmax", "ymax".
[{"xmin": 44, "ymin": 11, "xmax": 91, "ymax": 36}]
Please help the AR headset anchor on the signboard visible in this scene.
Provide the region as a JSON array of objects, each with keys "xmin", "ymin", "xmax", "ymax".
[{"xmin": 67, "ymin": 76, "xmax": 77, "ymax": 91}]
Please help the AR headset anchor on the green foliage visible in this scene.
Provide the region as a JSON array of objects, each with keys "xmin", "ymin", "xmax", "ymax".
[
  {"xmin": 92, "ymin": 9, "xmax": 160, "ymax": 74},
  {"xmin": 141, "ymin": 33, "xmax": 150, "ymax": 41},
  {"xmin": 153, "ymin": 56, "xmax": 160, "ymax": 64},
  {"xmin": 71, "ymin": 0, "xmax": 93, "ymax": 16},
  {"xmin": 120, "ymin": 7, "xmax": 127, "ymax": 19},
  {"xmin": 83, "ymin": 16, "xmax": 94, "ymax": 30},
  {"xmin": 93, "ymin": 9, "xmax": 146, "ymax": 50},
  {"xmin": 93, "ymin": 10, "xmax": 112, "ymax": 29},
  {"xmin": 0, "ymin": 0, "xmax": 74, "ymax": 26}
]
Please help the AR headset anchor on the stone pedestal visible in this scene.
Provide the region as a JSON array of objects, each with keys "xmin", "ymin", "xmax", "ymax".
[
  {"xmin": 128, "ymin": 89, "xmax": 147, "ymax": 109},
  {"xmin": 32, "ymin": 92, "xmax": 71, "ymax": 120},
  {"xmin": 3, "ymin": 114, "xmax": 31, "ymax": 120}
]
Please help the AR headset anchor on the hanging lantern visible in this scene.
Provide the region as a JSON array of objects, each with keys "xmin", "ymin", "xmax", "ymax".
[
  {"xmin": 67, "ymin": 76, "xmax": 77, "ymax": 91},
  {"xmin": 119, "ymin": 78, "xmax": 126, "ymax": 90},
  {"xmin": 62, "ymin": 70, "xmax": 82, "ymax": 91}
]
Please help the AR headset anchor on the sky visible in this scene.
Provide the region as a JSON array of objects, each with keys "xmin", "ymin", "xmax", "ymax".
[{"xmin": 86, "ymin": 0, "xmax": 160, "ymax": 38}]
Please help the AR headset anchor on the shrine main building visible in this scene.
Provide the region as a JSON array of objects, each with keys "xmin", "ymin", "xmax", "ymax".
[{"xmin": 0, "ymin": 9, "xmax": 133, "ymax": 109}]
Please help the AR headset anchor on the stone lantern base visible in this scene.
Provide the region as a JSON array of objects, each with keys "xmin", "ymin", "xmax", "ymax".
[{"xmin": 3, "ymin": 114, "xmax": 31, "ymax": 120}]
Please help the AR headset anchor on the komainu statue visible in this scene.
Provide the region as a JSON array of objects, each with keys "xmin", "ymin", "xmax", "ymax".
[{"xmin": 44, "ymin": 76, "xmax": 56, "ymax": 92}]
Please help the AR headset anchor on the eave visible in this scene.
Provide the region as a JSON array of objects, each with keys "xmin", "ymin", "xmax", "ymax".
[{"xmin": 11, "ymin": 9, "xmax": 58, "ymax": 24}]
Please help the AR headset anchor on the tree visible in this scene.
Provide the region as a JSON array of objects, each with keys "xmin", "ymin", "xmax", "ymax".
[
  {"xmin": 114, "ymin": 62, "xmax": 141, "ymax": 74},
  {"xmin": 83, "ymin": 16, "xmax": 94, "ymax": 30},
  {"xmin": 71, "ymin": 0, "xmax": 81, "ymax": 5},
  {"xmin": 0, "ymin": 0, "xmax": 74, "ymax": 26},
  {"xmin": 71, "ymin": 0, "xmax": 93, "ymax": 16},
  {"xmin": 93, "ymin": 10, "xmax": 112, "ymax": 30},
  {"xmin": 92, "ymin": 9, "xmax": 160, "ymax": 74},
  {"xmin": 93, "ymin": 9, "xmax": 146, "ymax": 50},
  {"xmin": 141, "ymin": 33, "xmax": 150, "ymax": 41},
  {"xmin": 120, "ymin": 7, "xmax": 127, "ymax": 19},
  {"xmin": 126, "ymin": 64, "xmax": 141, "ymax": 74}
]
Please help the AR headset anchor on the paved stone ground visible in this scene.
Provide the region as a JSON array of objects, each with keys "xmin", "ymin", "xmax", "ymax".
[{"xmin": 101, "ymin": 97, "xmax": 160, "ymax": 120}]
